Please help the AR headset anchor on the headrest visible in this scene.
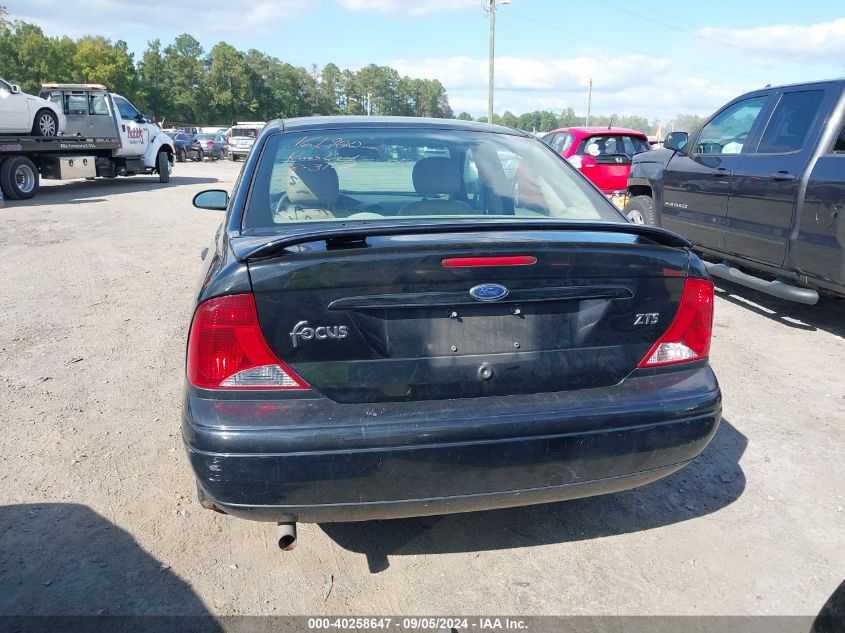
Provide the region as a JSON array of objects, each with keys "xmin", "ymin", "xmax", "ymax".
[
  {"xmin": 286, "ymin": 161, "xmax": 339, "ymax": 206},
  {"xmin": 412, "ymin": 157, "xmax": 461, "ymax": 196}
]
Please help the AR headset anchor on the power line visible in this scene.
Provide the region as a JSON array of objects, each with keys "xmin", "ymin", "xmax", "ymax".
[
  {"xmin": 602, "ymin": 0, "xmax": 833, "ymax": 68},
  {"xmin": 502, "ymin": 11, "xmax": 763, "ymax": 83}
]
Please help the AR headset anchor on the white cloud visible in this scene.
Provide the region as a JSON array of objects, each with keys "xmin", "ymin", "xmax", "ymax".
[
  {"xmin": 448, "ymin": 71, "xmax": 750, "ymax": 122},
  {"xmin": 698, "ymin": 18, "xmax": 845, "ymax": 64},
  {"xmin": 7, "ymin": 0, "xmax": 309, "ymax": 37},
  {"xmin": 337, "ymin": 0, "xmax": 476, "ymax": 15},
  {"xmin": 393, "ymin": 54, "xmax": 671, "ymax": 93}
]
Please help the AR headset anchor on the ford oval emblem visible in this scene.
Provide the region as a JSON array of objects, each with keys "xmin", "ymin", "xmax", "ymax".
[{"xmin": 469, "ymin": 283, "xmax": 509, "ymax": 301}]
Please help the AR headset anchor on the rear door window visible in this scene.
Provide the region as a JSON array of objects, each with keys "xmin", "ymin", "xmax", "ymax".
[
  {"xmin": 755, "ymin": 90, "xmax": 824, "ymax": 154},
  {"xmin": 65, "ymin": 94, "xmax": 88, "ymax": 115},
  {"xmin": 88, "ymin": 94, "xmax": 110, "ymax": 115}
]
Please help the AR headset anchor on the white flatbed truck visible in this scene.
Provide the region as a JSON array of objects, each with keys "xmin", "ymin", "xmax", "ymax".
[{"xmin": 0, "ymin": 84, "xmax": 174, "ymax": 200}]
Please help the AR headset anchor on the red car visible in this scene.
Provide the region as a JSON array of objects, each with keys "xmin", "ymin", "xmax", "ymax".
[{"xmin": 542, "ymin": 127, "xmax": 650, "ymax": 204}]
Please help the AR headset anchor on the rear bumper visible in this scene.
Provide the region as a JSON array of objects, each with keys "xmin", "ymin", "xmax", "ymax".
[{"xmin": 183, "ymin": 365, "xmax": 721, "ymax": 522}]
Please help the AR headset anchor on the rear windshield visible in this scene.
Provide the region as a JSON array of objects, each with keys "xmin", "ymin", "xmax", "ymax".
[
  {"xmin": 232, "ymin": 128, "xmax": 259, "ymax": 138},
  {"xmin": 195, "ymin": 133, "xmax": 215, "ymax": 140},
  {"xmin": 578, "ymin": 134, "xmax": 650, "ymax": 156},
  {"xmin": 243, "ymin": 128, "xmax": 619, "ymax": 230}
]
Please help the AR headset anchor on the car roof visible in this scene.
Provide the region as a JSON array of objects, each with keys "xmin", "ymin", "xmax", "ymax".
[
  {"xmin": 268, "ymin": 116, "xmax": 533, "ymax": 137},
  {"xmin": 545, "ymin": 127, "xmax": 648, "ymax": 137},
  {"xmin": 723, "ymin": 78, "xmax": 845, "ymax": 105},
  {"xmin": 751, "ymin": 77, "xmax": 845, "ymax": 91}
]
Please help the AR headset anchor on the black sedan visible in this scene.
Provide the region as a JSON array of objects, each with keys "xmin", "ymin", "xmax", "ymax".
[
  {"xmin": 169, "ymin": 132, "xmax": 202, "ymax": 162},
  {"xmin": 184, "ymin": 116, "xmax": 721, "ymax": 549}
]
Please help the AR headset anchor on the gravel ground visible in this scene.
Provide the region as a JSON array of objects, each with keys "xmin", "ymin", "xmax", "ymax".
[{"xmin": 0, "ymin": 160, "xmax": 843, "ymax": 619}]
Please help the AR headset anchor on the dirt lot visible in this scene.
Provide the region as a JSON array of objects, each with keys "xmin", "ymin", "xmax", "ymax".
[{"xmin": 0, "ymin": 160, "xmax": 843, "ymax": 619}]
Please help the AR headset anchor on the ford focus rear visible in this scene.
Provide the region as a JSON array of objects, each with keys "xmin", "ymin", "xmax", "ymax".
[{"xmin": 183, "ymin": 117, "xmax": 721, "ymax": 540}]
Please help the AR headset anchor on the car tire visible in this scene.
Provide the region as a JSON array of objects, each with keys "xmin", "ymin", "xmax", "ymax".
[
  {"xmin": 195, "ymin": 149, "xmax": 204, "ymax": 162},
  {"xmin": 177, "ymin": 148, "xmax": 186, "ymax": 163},
  {"xmin": 31, "ymin": 109, "xmax": 59, "ymax": 137},
  {"xmin": 625, "ymin": 195, "xmax": 657, "ymax": 226},
  {"xmin": 157, "ymin": 151, "xmax": 170, "ymax": 183},
  {"xmin": 230, "ymin": 154, "xmax": 237, "ymax": 162},
  {"xmin": 0, "ymin": 155, "xmax": 40, "ymax": 199}
]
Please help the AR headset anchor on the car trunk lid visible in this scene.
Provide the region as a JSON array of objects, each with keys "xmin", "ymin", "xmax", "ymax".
[{"xmin": 246, "ymin": 226, "xmax": 691, "ymax": 403}]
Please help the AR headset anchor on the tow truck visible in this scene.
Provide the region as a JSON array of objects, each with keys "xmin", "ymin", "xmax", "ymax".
[{"xmin": 0, "ymin": 84, "xmax": 174, "ymax": 200}]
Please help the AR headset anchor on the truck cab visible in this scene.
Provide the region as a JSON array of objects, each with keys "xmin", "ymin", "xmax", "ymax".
[
  {"xmin": 41, "ymin": 84, "xmax": 173, "ymax": 172},
  {"xmin": 625, "ymin": 79, "xmax": 845, "ymax": 303}
]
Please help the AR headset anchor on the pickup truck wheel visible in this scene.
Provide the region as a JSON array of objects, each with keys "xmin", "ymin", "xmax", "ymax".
[
  {"xmin": 32, "ymin": 109, "xmax": 59, "ymax": 137},
  {"xmin": 0, "ymin": 156, "xmax": 40, "ymax": 200},
  {"xmin": 157, "ymin": 151, "xmax": 170, "ymax": 183},
  {"xmin": 625, "ymin": 195, "xmax": 657, "ymax": 226}
]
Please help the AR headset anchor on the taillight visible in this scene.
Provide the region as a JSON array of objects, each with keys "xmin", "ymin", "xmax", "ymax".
[
  {"xmin": 637, "ymin": 278, "xmax": 714, "ymax": 367},
  {"xmin": 186, "ymin": 293, "xmax": 309, "ymax": 390}
]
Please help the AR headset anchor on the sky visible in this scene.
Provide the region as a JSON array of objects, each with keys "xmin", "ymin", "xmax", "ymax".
[{"xmin": 7, "ymin": 0, "xmax": 845, "ymax": 123}]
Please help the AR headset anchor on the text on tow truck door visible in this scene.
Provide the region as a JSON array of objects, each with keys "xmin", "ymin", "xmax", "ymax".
[{"xmin": 111, "ymin": 95, "xmax": 149, "ymax": 157}]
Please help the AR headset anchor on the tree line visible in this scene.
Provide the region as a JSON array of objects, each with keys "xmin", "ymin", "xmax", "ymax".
[
  {"xmin": 459, "ymin": 109, "xmax": 708, "ymax": 136},
  {"xmin": 1, "ymin": 6, "xmax": 707, "ymax": 135},
  {"xmin": 0, "ymin": 8, "xmax": 453, "ymax": 125}
]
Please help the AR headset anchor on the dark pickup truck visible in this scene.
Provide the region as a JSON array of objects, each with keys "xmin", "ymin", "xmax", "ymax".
[{"xmin": 624, "ymin": 79, "xmax": 845, "ymax": 304}]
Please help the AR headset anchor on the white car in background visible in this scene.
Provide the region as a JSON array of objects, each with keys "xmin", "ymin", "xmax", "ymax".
[{"xmin": 0, "ymin": 78, "xmax": 66, "ymax": 137}]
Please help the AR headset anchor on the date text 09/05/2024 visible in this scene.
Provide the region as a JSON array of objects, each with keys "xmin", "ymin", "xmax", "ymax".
[{"xmin": 307, "ymin": 617, "xmax": 528, "ymax": 630}]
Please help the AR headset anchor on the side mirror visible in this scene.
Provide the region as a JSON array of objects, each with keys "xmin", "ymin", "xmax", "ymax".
[
  {"xmin": 193, "ymin": 189, "xmax": 229, "ymax": 211},
  {"xmin": 10, "ymin": 84, "xmax": 21, "ymax": 94},
  {"xmin": 664, "ymin": 131, "xmax": 688, "ymax": 152}
]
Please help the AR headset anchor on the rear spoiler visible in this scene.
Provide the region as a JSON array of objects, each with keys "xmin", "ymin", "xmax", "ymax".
[{"xmin": 230, "ymin": 220, "xmax": 691, "ymax": 261}]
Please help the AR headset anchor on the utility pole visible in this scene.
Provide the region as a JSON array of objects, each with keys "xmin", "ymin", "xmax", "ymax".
[
  {"xmin": 484, "ymin": 0, "xmax": 511, "ymax": 123},
  {"xmin": 488, "ymin": 0, "xmax": 495, "ymax": 123},
  {"xmin": 586, "ymin": 77, "xmax": 592, "ymax": 127}
]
